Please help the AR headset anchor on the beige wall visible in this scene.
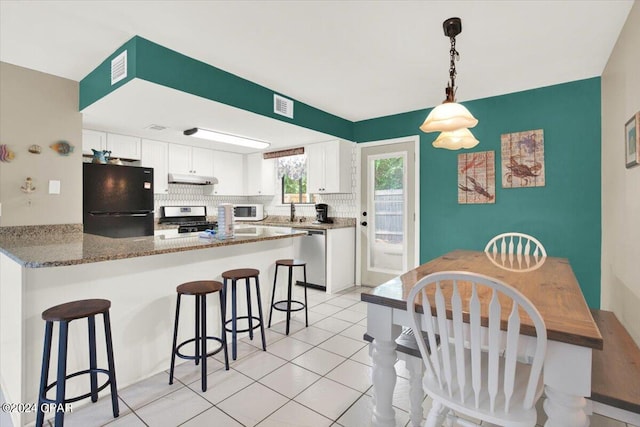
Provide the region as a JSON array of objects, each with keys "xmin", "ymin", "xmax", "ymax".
[
  {"xmin": 601, "ymin": 2, "xmax": 640, "ymax": 346},
  {"xmin": 0, "ymin": 62, "xmax": 82, "ymax": 226}
]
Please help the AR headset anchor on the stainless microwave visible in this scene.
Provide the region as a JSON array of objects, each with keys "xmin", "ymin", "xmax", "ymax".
[{"xmin": 233, "ymin": 204, "xmax": 265, "ymax": 221}]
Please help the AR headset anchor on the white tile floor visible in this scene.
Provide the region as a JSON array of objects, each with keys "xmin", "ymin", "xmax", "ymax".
[{"xmin": 31, "ymin": 286, "xmax": 636, "ymax": 427}]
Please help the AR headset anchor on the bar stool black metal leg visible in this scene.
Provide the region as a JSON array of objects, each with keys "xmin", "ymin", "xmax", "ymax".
[
  {"xmin": 303, "ymin": 265, "xmax": 309, "ymax": 327},
  {"xmin": 200, "ymin": 294, "xmax": 207, "ymax": 392},
  {"xmin": 169, "ymin": 294, "xmax": 181, "ymax": 385},
  {"xmin": 231, "ymin": 279, "xmax": 238, "ymax": 360},
  {"xmin": 254, "ymin": 276, "xmax": 267, "ymax": 351},
  {"xmin": 194, "ymin": 296, "xmax": 200, "ymax": 366},
  {"xmin": 103, "ymin": 310, "xmax": 119, "ymax": 418},
  {"xmin": 219, "ymin": 289, "xmax": 229, "ymax": 370},
  {"xmin": 286, "ymin": 266, "xmax": 293, "ymax": 335},
  {"xmin": 55, "ymin": 321, "xmax": 69, "ymax": 427},
  {"xmin": 268, "ymin": 265, "xmax": 279, "ymax": 328},
  {"xmin": 88, "ymin": 315, "xmax": 98, "ymax": 402},
  {"xmin": 246, "ymin": 278, "xmax": 254, "ymax": 340},
  {"xmin": 36, "ymin": 321, "xmax": 53, "ymax": 427}
]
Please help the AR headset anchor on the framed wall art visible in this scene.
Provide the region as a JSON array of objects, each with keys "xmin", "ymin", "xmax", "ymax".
[
  {"xmin": 501, "ymin": 129, "xmax": 545, "ymax": 188},
  {"xmin": 625, "ymin": 112, "xmax": 639, "ymax": 168},
  {"xmin": 458, "ymin": 151, "xmax": 495, "ymax": 204}
]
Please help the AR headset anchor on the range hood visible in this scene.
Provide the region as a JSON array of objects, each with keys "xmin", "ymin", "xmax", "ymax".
[{"xmin": 168, "ymin": 173, "xmax": 218, "ymax": 185}]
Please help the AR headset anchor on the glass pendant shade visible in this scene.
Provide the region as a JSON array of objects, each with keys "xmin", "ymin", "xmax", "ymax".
[
  {"xmin": 419, "ymin": 102, "xmax": 478, "ymax": 133},
  {"xmin": 432, "ymin": 128, "xmax": 479, "ymax": 150}
]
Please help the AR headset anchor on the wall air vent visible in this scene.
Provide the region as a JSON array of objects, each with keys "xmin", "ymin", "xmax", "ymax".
[
  {"xmin": 274, "ymin": 94, "xmax": 294, "ymax": 119},
  {"xmin": 145, "ymin": 124, "xmax": 168, "ymax": 131},
  {"xmin": 111, "ymin": 50, "xmax": 127, "ymax": 85}
]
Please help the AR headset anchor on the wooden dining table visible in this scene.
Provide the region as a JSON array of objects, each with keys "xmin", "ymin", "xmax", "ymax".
[{"xmin": 362, "ymin": 249, "xmax": 603, "ymax": 427}]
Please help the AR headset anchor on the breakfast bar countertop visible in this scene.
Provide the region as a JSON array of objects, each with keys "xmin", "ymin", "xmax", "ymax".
[{"xmin": 0, "ymin": 224, "xmax": 306, "ymax": 268}]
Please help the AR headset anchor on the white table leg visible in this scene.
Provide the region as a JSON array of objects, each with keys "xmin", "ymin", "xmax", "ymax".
[
  {"xmin": 372, "ymin": 338, "xmax": 398, "ymax": 426},
  {"xmin": 405, "ymin": 355, "xmax": 425, "ymax": 427},
  {"xmin": 367, "ymin": 303, "xmax": 401, "ymax": 427},
  {"xmin": 543, "ymin": 341, "xmax": 592, "ymax": 427},
  {"xmin": 543, "ymin": 386, "xmax": 590, "ymax": 427}
]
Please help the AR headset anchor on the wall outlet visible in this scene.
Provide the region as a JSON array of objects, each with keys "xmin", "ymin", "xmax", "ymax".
[{"xmin": 48, "ymin": 180, "xmax": 61, "ymax": 194}]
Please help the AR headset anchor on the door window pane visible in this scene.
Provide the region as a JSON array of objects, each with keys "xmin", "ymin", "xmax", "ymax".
[{"xmin": 369, "ymin": 155, "xmax": 405, "ymax": 273}]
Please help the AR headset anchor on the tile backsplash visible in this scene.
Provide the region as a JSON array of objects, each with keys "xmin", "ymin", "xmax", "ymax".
[{"xmin": 154, "ymin": 144, "xmax": 358, "ymax": 220}]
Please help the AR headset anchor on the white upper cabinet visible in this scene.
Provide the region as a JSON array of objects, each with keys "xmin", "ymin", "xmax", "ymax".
[
  {"xmin": 141, "ymin": 139, "xmax": 169, "ymax": 194},
  {"xmin": 191, "ymin": 147, "xmax": 214, "ymax": 177},
  {"xmin": 106, "ymin": 133, "xmax": 141, "ymax": 160},
  {"xmin": 306, "ymin": 140, "xmax": 352, "ymax": 193},
  {"xmin": 210, "ymin": 151, "xmax": 244, "ymax": 195},
  {"xmin": 246, "ymin": 153, "xmax": 276, "ymax": 196},
  {"xmin": 168, "ymin": 144, "xmax": 214, "ymax": 177},
  {"xmin": 82, "ymin": 129, "xmax": 107, "ymax": 155}
]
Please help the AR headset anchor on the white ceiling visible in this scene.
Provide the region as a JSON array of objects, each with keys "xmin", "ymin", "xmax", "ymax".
[{"xmin": 0, "ymin": 0, "xmax": 633, "ymax": 151}]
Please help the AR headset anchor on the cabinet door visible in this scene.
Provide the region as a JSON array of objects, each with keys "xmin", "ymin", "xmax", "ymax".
[
  {"xmin": 306, "ymin": 143, "xmax": 325, "ymax": 193},
  {"xmin": 260, "ymin": 158, "xmax": 276, "ymax": 195},
  {"xmin": 168, "ymin": 144, "xmax": 192, "ymax": 174},
  {"xmin": 212, "ymin": 151, "xmax": 244, "ymax": 195},
  {"xmin": 141, "ymin": 139, "xmax": 169, "ymax": 194},
  {"xmin": 106, "ymin": 133, "xmax": 141, "ymax": 160},
  {"xmin": 321, "ymin": 141, "xmax": 341, "ymax": 193},
  {"xmin": 246, "ymin": 153, "xmax": 276, "ymax": 196},
  {"xmin": 191, "ymin": 147, "xmax": 214, "ymax": 177},
  {"xmin": 82, "ymin": 129, "xmax": 106, "ymax": 155}
]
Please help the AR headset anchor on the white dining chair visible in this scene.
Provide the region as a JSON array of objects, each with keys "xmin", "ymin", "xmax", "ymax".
[
  {"xmin": 484, "ymin": 232, "xmax": 546, "ymax": 258},
  {"xmin": 407, "ymin": 271, "xmax": 547, "ymax": 427}
]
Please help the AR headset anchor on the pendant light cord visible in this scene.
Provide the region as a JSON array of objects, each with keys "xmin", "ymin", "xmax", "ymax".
[{"xmin": 446, "ymin": 35, "xmax": 459, "ymax": 103}]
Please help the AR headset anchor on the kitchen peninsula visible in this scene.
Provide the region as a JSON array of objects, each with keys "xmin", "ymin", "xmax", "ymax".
[{"xmin": 0, "ymin": 224, "xmax": 305, "ymax": 426}]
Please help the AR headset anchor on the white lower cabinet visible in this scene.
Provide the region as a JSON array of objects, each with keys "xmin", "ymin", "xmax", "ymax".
[
  {"xmin": 141, "ymin": 139, "xmax": 169, "ymax": 194},
  {"xmin": 326, "ymin": 227, "xmax": 356, "ymax": 293}
]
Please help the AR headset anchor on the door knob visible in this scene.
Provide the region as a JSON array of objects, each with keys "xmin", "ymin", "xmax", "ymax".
[{"xmin": 361, "ymin": 221, "xmax": 368, "ymax": 226}]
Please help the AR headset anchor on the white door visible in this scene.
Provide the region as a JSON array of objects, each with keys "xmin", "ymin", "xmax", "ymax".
[{"xmin": 360, "ymin": 139, "xmax": 418, "ymax": 286}]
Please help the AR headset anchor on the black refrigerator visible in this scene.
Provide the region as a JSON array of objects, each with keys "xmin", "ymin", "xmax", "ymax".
[{"xmin": 83, "ymin": 163, "xmax": 154, "ymax": 238}]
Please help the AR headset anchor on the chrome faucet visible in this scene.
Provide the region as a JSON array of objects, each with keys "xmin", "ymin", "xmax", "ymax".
[{"xmin": 290, "ymin": 202, "xmax": 295, "ymax": 222}]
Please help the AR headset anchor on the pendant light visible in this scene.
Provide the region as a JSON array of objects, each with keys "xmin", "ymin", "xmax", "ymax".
[{"xmin": 420, "ymin": 17, "xmax": 479, "ymax": 150}]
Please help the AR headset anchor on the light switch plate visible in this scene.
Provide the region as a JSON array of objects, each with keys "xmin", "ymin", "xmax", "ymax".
[{"xmin": 48, "ymin": 180, "xmax": 61, "ymax": 194}]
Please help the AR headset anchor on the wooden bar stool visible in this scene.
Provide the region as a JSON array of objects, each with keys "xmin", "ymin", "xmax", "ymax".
[
  {"xmin": 268, "ymin": 259, "xmax": 308, "ymax": 335},
  {"xmin": 169, "ymin": 280, "xmax": 228, "ymax": 392},
  {"xmin": 36, "ymin": 299, "xmax": 119, "ymax": 427},
  {"xmin": 222, "ymin": 268, "xmax": 267, "ymax": 360}
]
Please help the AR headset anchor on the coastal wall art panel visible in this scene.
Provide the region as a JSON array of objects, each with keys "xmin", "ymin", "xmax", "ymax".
[
  {"xmin": 501, "ymin": 129, "xmax": 545, "ymax": 188},
  {"xmin": 458, "ymin": 151, "xmax": 495, "ymax": 204}
]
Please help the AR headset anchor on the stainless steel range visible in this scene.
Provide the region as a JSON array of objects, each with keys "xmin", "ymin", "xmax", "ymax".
[{"xmin": 158, "ymin": 206, "xmax": 217, "ymax": 233}]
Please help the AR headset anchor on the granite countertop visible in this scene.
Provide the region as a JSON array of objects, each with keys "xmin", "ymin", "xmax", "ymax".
[
  {"xmin": 0, "ymin": 224, "xmax": 305, "ymax": 268},
  {"xmin": 237, "ymin": 216, "xmax": 356, "ymax": 230}
]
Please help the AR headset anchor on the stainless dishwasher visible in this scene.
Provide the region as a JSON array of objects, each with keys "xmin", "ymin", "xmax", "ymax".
[{"xmin": 293, "ymin": 229, "xmax": 326, "ymax": 290}]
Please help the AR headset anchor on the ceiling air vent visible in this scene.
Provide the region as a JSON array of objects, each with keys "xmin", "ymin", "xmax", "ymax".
[
  {"xmin": 111, "ymin": 50, "xmax": 127, "ymax": 85},
  {"xmin": 145, "ymin": 124, "xmax": 168, "ymax": 131},
  {"xmin": 274, "ymin": 94, "xmax": 294, "ymax": 119}
]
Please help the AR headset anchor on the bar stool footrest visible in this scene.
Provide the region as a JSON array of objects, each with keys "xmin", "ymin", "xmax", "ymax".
[
  {"xmin": 224, "ymin": 316, "xmax": 263, "ymax": 333},
  {"xmin": 41, "ymin": 369, "xmax": 113, "ymax": 404},
  {"xmin": 175, "ymin": 337, "xmax": 225, "ymax": 360},
  {"xmin": 272, "ymin": 300, "xmax": 306, "ymax": 313}
]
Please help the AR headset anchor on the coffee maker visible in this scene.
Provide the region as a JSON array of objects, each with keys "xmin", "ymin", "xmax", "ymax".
[{"xmin": 314, "ymin": 203, "xmax": 332, "ymax": 224}]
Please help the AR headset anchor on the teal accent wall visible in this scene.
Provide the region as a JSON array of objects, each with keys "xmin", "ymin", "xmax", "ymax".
[
  {"xmin": 354, "ymin": 78, "xmax": 602, "ymax": 308},
  {"xmin": 79, "ymin": 37, "xmax": 137, "ymax": 110},
  {"xmin": 80, "ymin": 36, "xmax": 353, "ymax": 141}
]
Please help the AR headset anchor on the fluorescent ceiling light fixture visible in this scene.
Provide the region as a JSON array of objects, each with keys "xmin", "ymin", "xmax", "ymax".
[{"xmin": 184, "ymin": 128, "xmax": 270, "ymax": 149}]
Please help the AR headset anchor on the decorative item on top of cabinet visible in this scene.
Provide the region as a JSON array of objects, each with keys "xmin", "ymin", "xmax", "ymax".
[
  {"xmin": 306, "ymin": 140, "xmax": 352, "ymax": 194},
  {"xmin": 246, "ymin": 152, "xmax": 276, "ymax": 196}
]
